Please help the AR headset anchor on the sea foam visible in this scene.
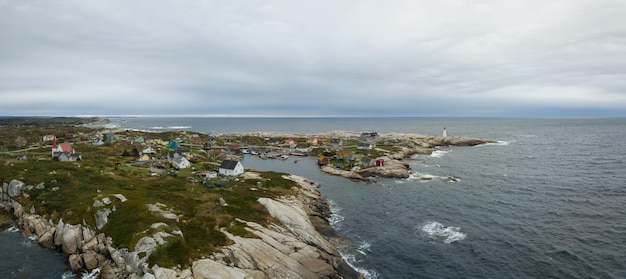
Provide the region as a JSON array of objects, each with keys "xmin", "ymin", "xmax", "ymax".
[
  {"xmin": 431, "ymin": 150, "xmax": 451, "ymax": 158},
  {"xmin": 419, "ymin": 221, "xmax": 466, "ymax": 244}
]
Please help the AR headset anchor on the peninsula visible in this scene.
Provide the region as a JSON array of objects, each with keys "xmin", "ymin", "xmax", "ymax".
[{"xmin": 0, "ymin": 117, "xmax": 491, "ymax": 278}]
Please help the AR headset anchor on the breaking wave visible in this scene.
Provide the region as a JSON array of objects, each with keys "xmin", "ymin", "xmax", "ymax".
[
  {"xmin": 418, "ymin": 221, "xmax": 466, "ymax": 244},
  {"xmin": 431, "ymin": 150, "xmax": 451, "ymax": 158},
  {"xmin": 341, "ymin": 252, "xmax": 379, "ymax": 279},
  {"xmin": 484, "ymin": 140, "xmax": 511, "ymax": 146},
  {"xmin": 329, "ymin": 203, "xmax": 345, "ymax": 227},
  {"xmin": 407, "ymin": 172, "xmax": 461, "ymax": 183},
  {"xmin": 357, "ymin": 241, "xmax": 372, "ymax": 256}
]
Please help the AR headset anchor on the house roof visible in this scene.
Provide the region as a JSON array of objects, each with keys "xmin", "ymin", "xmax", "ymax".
[
  {"xmin": 220, "ymin": 160, "xmax": 240, "ymax": 170},
  {"xmin": 173, "ymin": 156, "xmax": 189, "ymax": 164},
  {"xmin": 60, "ymin": 142, "xmax": 73, "ymax": 153}
]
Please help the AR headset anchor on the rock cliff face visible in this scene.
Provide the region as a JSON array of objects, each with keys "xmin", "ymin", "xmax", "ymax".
[{"xmin": 1, "ymin": 176, "xmax": 361, "ymax": 279}]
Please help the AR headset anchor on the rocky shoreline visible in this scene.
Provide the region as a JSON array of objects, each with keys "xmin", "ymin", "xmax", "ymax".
[
  {"xmin": 317, "ymin": 136, "xmax": 493, "ymax": 181},
  {"xmin": 1, "ymin": 175, "xmax": 362, "ymax": 279}
]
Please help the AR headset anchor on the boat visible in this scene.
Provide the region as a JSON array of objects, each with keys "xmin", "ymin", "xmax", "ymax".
[{"xmin": 279, "ymin": 155, "xmax": 289, "ymax": 160}]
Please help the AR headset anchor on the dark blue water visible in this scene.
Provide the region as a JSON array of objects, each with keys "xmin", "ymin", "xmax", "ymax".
[
  {"xmin": 3, "ymin": 117, "xmax": 626, "ymax": 278},
  {"xmin": 0, "ymin": 229, "xmax": 70, "ymax": 278}
]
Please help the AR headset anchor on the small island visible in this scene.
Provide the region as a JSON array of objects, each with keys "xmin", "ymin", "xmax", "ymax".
[{"xmin": 0, "ymin": 117, "xmax": 491, "ymax": 278}]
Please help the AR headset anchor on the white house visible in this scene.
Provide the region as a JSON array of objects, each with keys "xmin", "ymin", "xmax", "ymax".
[
  {"xmin": 219, "ymin": 160, "xmax": 244, "ymax": 176},
  {"xmin": 58, "ymin": 152, "xmax": 82, "ymax": 162},
  {"xmin": 357, "ymin": 142, "xmax": 376, "ymax": 150},
  {"xmin": 172, "ymin": 156, "xmax": 191, "ymax": 169},
  {"xmin": 142, "ymin": 147, "xmax": 156, "ymax": 154}
]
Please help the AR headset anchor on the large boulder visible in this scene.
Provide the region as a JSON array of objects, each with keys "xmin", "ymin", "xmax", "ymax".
[
  {"xmin": 62, "ymin": 224, "xmax": 83, "ymax": 254},
  {"xmin": 69, "ymin": 254, "xmax": 84, "ymax": 273},
  {"xmin": 8, "ymin": 180, "xmax": 25, "ymax": 197},
  {"xmin": 37, "ymin": 227, "xmax": 56, "ymax": 248}
]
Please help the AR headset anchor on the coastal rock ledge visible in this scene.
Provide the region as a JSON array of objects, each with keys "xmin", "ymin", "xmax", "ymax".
[
  {"xmin": 320, "ymin": 136, "xmax": 493, "ymax": 181},
  {"xmin": 1, "ymin": 177, "xmax": 362, "ymax": 279}
]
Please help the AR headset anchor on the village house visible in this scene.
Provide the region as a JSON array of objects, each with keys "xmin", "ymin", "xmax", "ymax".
[
  {"xmin": 167, "ymin": 140, "xmax": 181, "ymax": 149},
  {"xmin": 142, "ymin": 147, "xmax": 156, "ymax": 154},
  {"xmin": 329, "ymin": 138, "xmax": 343, "ymax": 147},
  {"xmin": 168, "ymin": 150, "xmax": 191, "ymax": 161},
  {"xmin": 15, "ymin": 136, "xmax": 27, "ymax": 147},
  {"xmin": 58, "ymin": 152, "xmax": 82, "ymax": 162},
  {"xmin": 267, "ymin": 139, "xmax": 279, "ymax": 146},
  {"xmin": 190, "ymin": 134, "xmax": 203, "ymax": 145},
  {"xmin": 138, "ymin": 154, "xmax": 151, "ymax": 162},
  {"xmin": 317, "ymin": 156, "xmax": 330, "ymax": 166},
  {"xmin": 154, "ymin": 138, "xmax": 167, "ymax": 146},
  {"xmin": 335, "ymin": 150, "xmax": 352, "ymax": 161},
  {"xmin": 134, "ymin": 136, "xmax": 145, "ymax": 144},
  {"xmin": 92, "ymin": 139, "xmax": 104, "ymax": 146},
  {"xmin": 357, "ymin": 142, "xmax": 376, "ymax": 150},
  {"xmin": 360, "ymin": 132, "xmax": 379, "ymax": 140},
  {"xmin": 360, "ymin": 157, "xmax": 374, "ymax": 167},
  {"xmin": 285, "ymin": 138, "xmax": 297, "ymax": 148},
  {"xmin": 172, "ymin": 156, "xmax": 191, "ymax": 169},
  {"xmin": 219, "ymin": 160, "xmax": 244, "ymax": 176},
  {"xmin": 51, "ymin": 138, "xmax": 74, "ymax": 156},
  {"xmin": 205, "ymin": 171, "xmax": 218, "ymax": 179},
  {"xmin": 42, "ymin": 134, "xmax": 56, "ymax": 141}
]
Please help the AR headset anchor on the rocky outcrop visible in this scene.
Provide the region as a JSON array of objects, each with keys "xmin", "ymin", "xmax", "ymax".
[
  {"xmin": 357, "ymin": 157, "xmax": 411, "ymax": 179},
  {"xmin": 193, "ymin": 175, "xmax": 362, "ymax": 279},
  {"xmin": 320, "ymin": 165, "xmax": 366, "ymax": 181},
  {"xmin": 2, "ymin": 177, "xmax": 362, "ymax": 279}
]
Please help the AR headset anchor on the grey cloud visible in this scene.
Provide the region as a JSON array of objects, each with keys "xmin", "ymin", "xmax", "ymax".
[{"xmin": 0, "ymin": 0, "xmax": 625, "ymax": 116}]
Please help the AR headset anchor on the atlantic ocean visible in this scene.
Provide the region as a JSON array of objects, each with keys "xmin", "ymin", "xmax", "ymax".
[{"xmin": 2, "ymin": 117, "xmax": 625, "ymax": 278}]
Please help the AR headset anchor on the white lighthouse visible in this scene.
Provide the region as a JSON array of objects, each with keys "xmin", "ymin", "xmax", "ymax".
[{"xmin": 442, "ymin": 127, "xmax": 447, "ymax": 137}]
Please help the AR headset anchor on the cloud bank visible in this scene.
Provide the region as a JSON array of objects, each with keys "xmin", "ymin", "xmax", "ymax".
[{"xmin": 1, "ymin": 0, "xmax": 625, "ymax": 116}]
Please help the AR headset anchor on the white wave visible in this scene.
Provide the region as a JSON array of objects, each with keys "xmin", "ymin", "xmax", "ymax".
[
  {"xmin": 62, "ymin": 271, "xmax": 78, "ymax": 279},
  {"xmin": 7, "ymin": 226, "xmax": 20, "ymax": 233},
  {"xmin": 329, "ymin": 206, "xmax": 345, "ymax": 227},
  {"xmin": 167, "ymin": 126, "xmax": 192, "ymax": 129},
  {"xmin": 431, "ymin": 150, "xmax": 451, "ymax": 158},
  {"xmin": 408, "ymin": 172, "xmax": 460, "ymax": 183},
  {"xmin": 81, "ymin": 268, "xmax": 100, "ymax": 279},
  {"xmin": 28, "ymin": 234, "xmax": 38, "ymax": 241},
  {"xmin": 357, "ymin": 241, "xmax": 372, "ymax": 256},
  {"xmin": 150, "ymin": 126, "xmax": 165, "ymax": 130},
  {"xmin": 419, "ymin": 221, "xmax": 466, "ymax": 244},
  {"xmin": 483, "ymin": 140, "xmax": 511, "ymax": 146},
  {"xmin": 341, "ymin": 252, "xmax": 379, "ymax": 279}
]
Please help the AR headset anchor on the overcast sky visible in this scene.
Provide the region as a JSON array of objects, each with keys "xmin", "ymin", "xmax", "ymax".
[{"xmin": 1, "ymin": 0, "xmax": 625, "ymax": 117}]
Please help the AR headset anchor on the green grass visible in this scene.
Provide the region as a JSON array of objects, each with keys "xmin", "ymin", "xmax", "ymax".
[{"xmin": 2, "ymin": 122, "xmax": 402, "ymax": 268}]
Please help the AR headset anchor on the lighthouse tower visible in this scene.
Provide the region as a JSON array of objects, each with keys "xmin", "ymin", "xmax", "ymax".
[{"xmin": 443, "ymin": 127, "xmax": 447, "ymax": 137}]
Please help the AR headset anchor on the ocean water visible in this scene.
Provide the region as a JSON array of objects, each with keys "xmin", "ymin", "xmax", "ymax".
[{"xmin": 2, "ymin": 117, "xmax": 625, "ymax": 278}]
